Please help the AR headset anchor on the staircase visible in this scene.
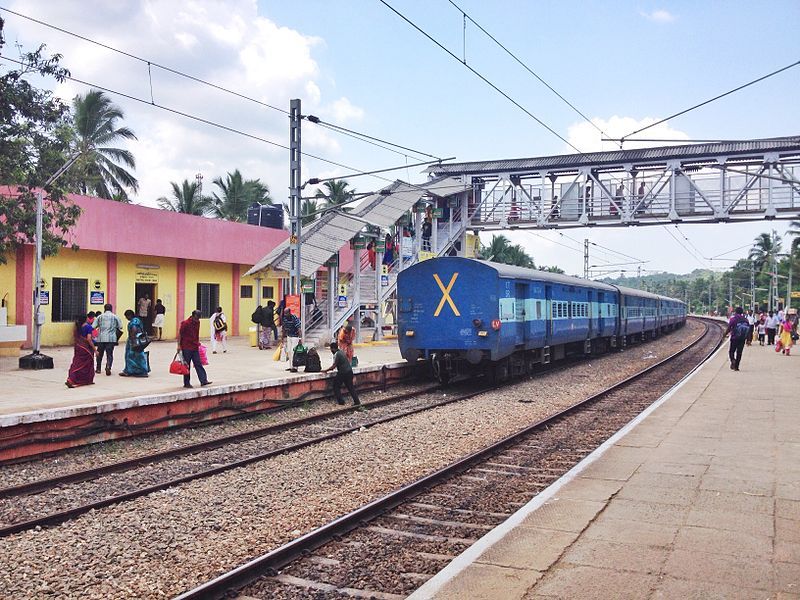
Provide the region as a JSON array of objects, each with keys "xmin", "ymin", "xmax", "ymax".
[{"xmin": 302, "ymin": 205, "xmax": 472, "ymax": 347}]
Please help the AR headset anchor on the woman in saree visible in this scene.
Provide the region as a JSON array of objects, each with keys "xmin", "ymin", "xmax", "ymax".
[
  {"xmin": 120, "ymin": 309, "xmax": 150, "ymax": 377},
  {"xmin": 66, "ymin": 314, "xmax": 95, "ymax": 388}
]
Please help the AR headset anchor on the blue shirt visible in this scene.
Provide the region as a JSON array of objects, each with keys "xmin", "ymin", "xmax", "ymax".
[{"xmin": 283, "ymin": 313, "xmax": 301, "ymax": 337}]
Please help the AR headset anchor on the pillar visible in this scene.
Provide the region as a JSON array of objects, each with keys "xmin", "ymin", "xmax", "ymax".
[
  {"xmin": 231, "ymin": 264, "xmax": 240, "ymax": 335},
  {"xmin": 15, "ymin": 245, "xmax": 34, "ymax": 348},
  {"xmin": 106, "ymin": 252, "xmax": 117, "ymax": 308},
  {"xmin": 176, "ymin": 258, "xmax": 186, "ymax": 332}
]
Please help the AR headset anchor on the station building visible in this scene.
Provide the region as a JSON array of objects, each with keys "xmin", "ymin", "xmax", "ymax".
[{"xmin": 0, "ymin": 190, "xmax": 289, "ymax": 350}]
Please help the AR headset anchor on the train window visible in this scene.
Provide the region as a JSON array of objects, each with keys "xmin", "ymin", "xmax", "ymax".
[{"xmin": 536, "ymin": 301, "xmax": 542, "ymax": 319}]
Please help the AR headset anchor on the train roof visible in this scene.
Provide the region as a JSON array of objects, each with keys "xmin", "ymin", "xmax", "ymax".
[{"xmin": 477, "ymin": 260, "xmax": 618, "ymax": 292}]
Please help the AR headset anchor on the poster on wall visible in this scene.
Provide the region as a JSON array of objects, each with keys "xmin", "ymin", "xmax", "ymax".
[
  {"xmin": 90, "ymin": 291, "xmax": 105, "ymax": 305},
  {"xmin": 285, "ymin": 294, "xmax": 301, "ymax": 316},
  {"xmin": 34, "ymin": 290, "xmax": 49, "ymax": 305}
]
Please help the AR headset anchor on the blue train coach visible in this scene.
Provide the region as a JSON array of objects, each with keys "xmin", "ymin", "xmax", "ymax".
[{"xmin": 397, "ymin": 257, "xmax": 685, "ymax": 382}]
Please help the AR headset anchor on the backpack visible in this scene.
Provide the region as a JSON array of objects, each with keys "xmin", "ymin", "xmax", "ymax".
[
  {"xmin": 292, "ymin": 343, "xmax": 308, "ymax": 367},
  {"xmin": 304, "ymin": 348, "xmax": 321, "ymax": 373},
  {"xmin": 251, "ymin": 306, "xmax": 264, "ymax": 324},
  {"xmin": 214, "ymin": 315, "xmax": 227, "ymax": 332},
  {"xmin": 732, "ymin": 319, "xmax": 750, "ymax": 341}
]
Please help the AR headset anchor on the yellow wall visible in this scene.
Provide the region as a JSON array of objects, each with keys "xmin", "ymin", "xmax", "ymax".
[
  {"xmin": 115, "ymin": 254, "xmax": 178, "ymax": 340},
  {"xmin": 0, "ymin": 253, "xmax": 16, "ymax": 325},
  {"xmin": 39, "ymin": 249, "xmax": 106, "ymax": 346},
  {"xmin": 185, "ymin": 260, "xmax": 234, "ymax": 339},
  {"xmin": 237, "ymin": 268, "xmax": 283, "ymax": 336}
]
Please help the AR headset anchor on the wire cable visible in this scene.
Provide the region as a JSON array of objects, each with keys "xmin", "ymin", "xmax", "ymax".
[
  {"xmin": 0, "ymin": 54, "xmax": 445, "ymax": 187},
  {"xmin": 621, "ymin": 59, "xmax": 800, "ymax": 142},
  {"xmin": 446, "ymin": 0, "xmax": 619, "ymax": 148},
  {"xmin": 378, "ymin": 0, "xmax": 583, "ymax": 154},
  {"xmin": 0, "ymin": 5, "xmax": 445, "ymax": 165}
]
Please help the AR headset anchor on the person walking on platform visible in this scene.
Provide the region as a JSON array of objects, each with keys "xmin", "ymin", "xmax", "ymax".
[
  {"xmin": 778, "ymin": 314, "xmax": 797, "ymax": 356},
  {"xmin": 282, "ymin": 308, "xmax": 301, "ymax": 371},
  {"xmin": 727, "ymin": 306, "xmax": 750, "ymax": 371},
  {"xmin": 94, "ymin": 303, "xmax": 122, "ymax": 375},
  {"xmin": 178, "ymin": 310, "xmax": 212, "ymax": 388},
  {"xmin": 745, "ymin": 310, "xmax": 755, "ymax": 346},
  {"xmin": 757, "ymin": 313, "xmax": 767, "ymax": 346},
  {"xmin": 210, "ymin": 306, "xmax": 228, "ymax": 353},
  {"xmin": 66, "ymin": 314, "xmax": 96, "ymax": 388},
  {"xmin": 325, "ymin": 342, "xmax": 361, "ymax": 407},
  {"xmin": 766, "ymin": 310, "xmax": 778, "ymax": 345}
]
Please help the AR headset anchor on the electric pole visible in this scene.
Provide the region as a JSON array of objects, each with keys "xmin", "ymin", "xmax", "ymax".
[
  {"xmin": 750, "ymin": 262, "xmax": 756, "ymax": 312},
  {"xmin": 288, "ymin": 99, "xmax": 303, "ymax": 339},
  {"xmin": 583, "ymin": 239, "xmax": 589, "ymax": 279}
]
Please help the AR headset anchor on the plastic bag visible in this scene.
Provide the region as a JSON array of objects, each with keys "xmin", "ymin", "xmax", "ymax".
[{"xmin": 198, "ymin": 343, "xmax": 209, "ymax": 365}]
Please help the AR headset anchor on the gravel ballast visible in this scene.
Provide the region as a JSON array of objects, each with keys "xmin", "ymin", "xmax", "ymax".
[{"xmin": 0, "ymin": 322, "xmax": 703, "ymax": 599}]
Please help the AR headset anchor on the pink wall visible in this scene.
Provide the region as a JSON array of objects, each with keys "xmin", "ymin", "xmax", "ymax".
[{"xmin": 15, "ymin": 246, "xmax": 33, "ymax": 347}]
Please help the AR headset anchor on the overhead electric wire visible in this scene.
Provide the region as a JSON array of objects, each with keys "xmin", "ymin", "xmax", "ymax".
[
  {"xmin": 445, "ymin": 0, "xmax": 619, "ymax": 148},
  {"xmin": 621, "ymin": 58, "xmax": 800, "ymax": 142},
  {"xmin": 378, "ymin": 0, "xmax": 582, "ymax": 154},
  {"xmin": 0, "ymin": 54, "xmax": 451, "ymax": 189},
  {"xmin": 661, "ymin": 224, "xmax": 707, "ymax": 268},
  {"xmin": 674, "ymin": 224, "xmax": 708, "ymax": 260},
  {"xmin": 0, "ymin": 5, "xmax": 444, "ymax": 165}
]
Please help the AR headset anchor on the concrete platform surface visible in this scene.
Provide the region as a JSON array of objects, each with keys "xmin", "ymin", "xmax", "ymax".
[
  {"xmin": 0, "ymin": 336, "xmax": 401, "ymax": 419},
  {"xmin": 410, "ymin": 340, "xmax": 800, "ymax": 599}
]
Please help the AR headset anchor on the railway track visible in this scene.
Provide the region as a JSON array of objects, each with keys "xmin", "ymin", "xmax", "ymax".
[{"xmin": 176, "ymin": 318, "xmax": 724, "ymax": 600}]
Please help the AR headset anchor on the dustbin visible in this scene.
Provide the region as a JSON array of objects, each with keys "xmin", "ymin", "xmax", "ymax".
[{"xmin": 249, "ymin": 326, "xmax": 258, "ymax": 347}]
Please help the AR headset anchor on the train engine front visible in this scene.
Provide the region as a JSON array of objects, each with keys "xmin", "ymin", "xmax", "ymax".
[{"xmin": 397, "ymin": 257, "xmax": 501, "ymax": 382}]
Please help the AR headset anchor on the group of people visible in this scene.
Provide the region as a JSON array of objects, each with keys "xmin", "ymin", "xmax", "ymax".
[
  {"xmin": 136, "ymin": 294, "xmax": 166, "ymax": 340},
  {"xmin": 66, "ymin": 303, "xmax": 151, "ymax": 387},
  {"xmin": 366, "ymin": 233, "xmax": 398, "ymax": 270},
  {"xmin": 727, "ymin": 306, "xmax": 799, "ymax": 371}
]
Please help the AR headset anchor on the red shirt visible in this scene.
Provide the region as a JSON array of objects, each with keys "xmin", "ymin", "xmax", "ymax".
[{"xmin": 179, "ymin": 318, "xmax": 200, "ymax": 350}]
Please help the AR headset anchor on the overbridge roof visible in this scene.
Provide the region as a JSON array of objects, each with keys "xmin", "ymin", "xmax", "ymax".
[
  {"xmin": 427, "ymin": 136, "xmax": 800, "ymax": 177},
  {"xmin": 245, "ymin": 176, "xmax": 467, "ymax": 278}
]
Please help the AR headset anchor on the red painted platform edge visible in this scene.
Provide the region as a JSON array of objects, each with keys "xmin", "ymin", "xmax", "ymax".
[{"xmin": 0, "ymin": 364, "xmax": 419, "ymax": 463}]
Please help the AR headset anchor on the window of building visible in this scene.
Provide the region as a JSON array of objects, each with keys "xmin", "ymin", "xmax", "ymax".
[
  {"xmin": 240, "ymin": 285, "xmax": 253, "ymax": 299},
  {"xmin": 197, "ymin": 283, "xmax": 220, "ymax": 318},
  {"xmin": 51, "ymin": 277, "xmax": 88, "ymax": 323},
  {"xmin": 262, "ymin": 286, "xmax": 274, "ymax": 300}
]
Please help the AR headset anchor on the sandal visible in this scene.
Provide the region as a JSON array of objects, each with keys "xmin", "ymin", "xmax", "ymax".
[{"xmin": 119, "ymin": 372, "xmax": 130, "ymax": 377}]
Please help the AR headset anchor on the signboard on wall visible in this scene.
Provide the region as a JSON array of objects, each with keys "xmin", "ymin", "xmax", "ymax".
[
  {"xmin": 135, "ymin": 270, "xmax": 159, "ymax": 283},
  {"xmin": 338, "ymin": 295, "xmax": 347, "ymax": 308},
  {"xmin": 90, "ymin": 291, "xmax": 105, "ymax": 305},
  {"xmin": 35, "ymin": 290, "xmax": 50, "ymax": 305}
]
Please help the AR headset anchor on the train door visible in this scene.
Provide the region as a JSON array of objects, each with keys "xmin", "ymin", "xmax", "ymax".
[
  {"xmin": 514, "ymin": 282, "xmax": 525, "ymax": 346},
  {"xmin": 587, "ymin": 289, "xmax": 594, "ymax": 338},
  {"xmin": 545, "ymin": 284, "xmax": 552, "ymax": 343},
  {"xmin": 597, "ymin": 291, "xmax": 605, "ymax": 336}
]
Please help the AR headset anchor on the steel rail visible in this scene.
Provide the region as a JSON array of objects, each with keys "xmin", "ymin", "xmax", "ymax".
[{"xmin": 175, "ymin": 319, "xmax": 722, "ymax": 600}]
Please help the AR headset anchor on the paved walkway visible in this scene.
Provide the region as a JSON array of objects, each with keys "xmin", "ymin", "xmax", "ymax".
[
  {"xmin": 410, "ymin": 340, "xmax": 800, "ymax": 599},
  {"xmin": 0, "ymin": 336, "xmax": 401, "ymax": 417}
]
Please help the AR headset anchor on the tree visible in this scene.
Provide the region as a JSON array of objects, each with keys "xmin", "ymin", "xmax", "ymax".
[
  {"xmin": 318, "ymin": 179, "xmax": 355, "ymax": 211},
  {"xmin": 538, "ymin": 265, "xmax": 565, "ymax": 274},
  {"xmin": 504, "ymin": 244, "xmax": 535, "ymax": 268},
  {"xmin": 788, "ymin": 220, "xmax": 800, "ymax": 256},
  {"xmin": 157, "ymin": 179, "xmax": 212, "ymax": 216},
  {"xmin": 71, "ymin": 89, "xmax": 138, "ymax": 201},
  {"xmin": 0, "ymin": 19, "xmax": 82, "ymax": 264},
  {"xmin": 301, "ymin": 199, "xmax": 319, "ymax": 226},
  {"xmin": 479, "ymin": 234, "xmax": 513, "ymax": 262},
  {"xmin": 212, "ymin": 170, "xmax": 273, "ymax": 222},
  {"xmin": 748, "ymin": 231, "xmax": 782, "ymax": 274}
]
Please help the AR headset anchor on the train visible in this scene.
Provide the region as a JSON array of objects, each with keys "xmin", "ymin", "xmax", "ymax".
[{"xmin": 397, "ymin": 257, "xmax": 686, "ymax": 382}]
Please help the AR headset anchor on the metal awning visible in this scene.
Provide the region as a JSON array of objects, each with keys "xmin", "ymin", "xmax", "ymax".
[{"xmin": 244, "ymin": 176, "xmax": 467, "ymax": 278}]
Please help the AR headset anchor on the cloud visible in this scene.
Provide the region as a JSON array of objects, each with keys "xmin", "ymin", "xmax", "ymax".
[
  {"xmin": 4, "ymin": 0, "xmax": 365, "ymax": 207},
  {"xmin": 566, "ymin": 115, "xmax": 690, "ymax": 153},
  {"xmin": 640, "ymin": 9, "xmax": 675, "ymax": 23}
]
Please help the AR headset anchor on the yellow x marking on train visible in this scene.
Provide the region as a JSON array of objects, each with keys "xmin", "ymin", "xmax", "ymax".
[{"xmin": 433, "ymin": 273, "xmax": 460, "ymax": 317}]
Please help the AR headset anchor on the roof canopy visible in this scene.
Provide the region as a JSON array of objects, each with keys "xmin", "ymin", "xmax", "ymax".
[{"xmin": 245, "ymin": 176, "xmax": 467, "ymax": 278}]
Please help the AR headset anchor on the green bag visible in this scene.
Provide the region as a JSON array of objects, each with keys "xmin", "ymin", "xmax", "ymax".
[{"xmin": 351, "ymin": 355, "xmax": 359, "ymax": 367}]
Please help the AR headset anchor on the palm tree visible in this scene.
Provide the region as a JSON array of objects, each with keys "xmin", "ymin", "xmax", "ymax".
[
  {"xmin": 748, "ymin": 231, "xmax": 782, "ymax": 274},
  {"xmin": 157, "ymin": 180, "xmax": 212, "ymax": 216},
  {"xmin": 479, "ymin": 235, "xmax": 513, "ymax": 262},
  {"xmin": 72, "ymin": 89, "xmax": 138, "ymax": 201},
  {"xmin": 301, "ymin": 199, "xmax": 319, "ymax": 226},
  {"xmin": 212, "ymin": 170, "xmax": 273, "ymax": 221},
  {"xmin": 318, "ymin": 179, "xmax": 355, "ymax": 210},
  {"xmin": 788, "ymin": 220, "xmax": 800, "ymax": 255},
  {"xmin": 504, "ymin": 244, "xmax": 535, "ymax": 268}
]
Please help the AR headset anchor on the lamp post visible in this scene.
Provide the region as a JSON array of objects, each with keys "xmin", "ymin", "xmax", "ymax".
[{"xmin": 19, "ymin": 152, "xmax": 83, "ymax": 370}]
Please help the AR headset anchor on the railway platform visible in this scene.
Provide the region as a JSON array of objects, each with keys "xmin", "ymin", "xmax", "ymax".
[
  {"xmin": 0, "ymin": 336, "xmax": 406, "ymax": 461},
  {"xmin": 410, "ymin": 339, "xmax": 800, "ymax": 599}
]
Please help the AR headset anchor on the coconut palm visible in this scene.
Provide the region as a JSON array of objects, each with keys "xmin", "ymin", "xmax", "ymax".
[
  {"xmin": 301, "ymin": 199, "xmax": 319, "ymax": 226},
  {"xmin": 748, "ymin": 231, "xmax": 782, "ymax": 274},
  {"xmin": 504, "ymin": 244, "xmax": 535, "ymax": 268},
  {"xmin": 479, "ymin": 234, "xmax": 513, "ymax": 262},
  {"xmin": 157, "ymin": 180, "xmax": 212, "ymax": 216},
  {"xmin": 211, "ymin": 170, "xmax": 272, "ymax": 222},
  {"xmin": 789, "ymin": 220, "xmax": 800, "ymax": 255},
  {"xmin": 71, "ymin": 89, "xmax": 138, "ymax": 201},
  {"xmin": 318, "ymin": 179, "xmax": 355, "ymax": 211}
]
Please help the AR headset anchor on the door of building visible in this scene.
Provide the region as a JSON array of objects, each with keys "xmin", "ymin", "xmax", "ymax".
[{"xmin": 134, "ymin": 283, "xmax": 157, "ymax": 334}]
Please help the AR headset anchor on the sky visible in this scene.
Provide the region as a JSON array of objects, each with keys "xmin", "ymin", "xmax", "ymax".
[{"xmin": 2, "ymin": 0, "xmax": 799, "ymax": 277}]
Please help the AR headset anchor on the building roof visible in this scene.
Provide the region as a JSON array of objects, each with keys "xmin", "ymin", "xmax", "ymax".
[
  {"xmin": 245, "ymin": 176, "xmax": 468, "ymax": 277},
  {"xmin": 1, "ymin": 187, "xmax": 288, "ymax": 265},
  {"xmin": 427, "ymin": 136, "xmax": 800, "ymax": 176}
]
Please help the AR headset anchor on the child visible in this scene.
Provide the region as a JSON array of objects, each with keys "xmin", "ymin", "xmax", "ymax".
[{"xmin": 757, "ymin": 316, "xmax": 766, "ymax": 346}]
